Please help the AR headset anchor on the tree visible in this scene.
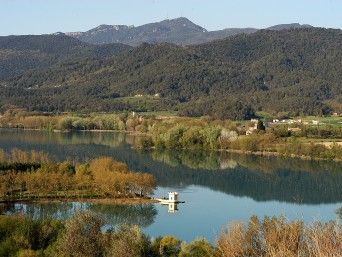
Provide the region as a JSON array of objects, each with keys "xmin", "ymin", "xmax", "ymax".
[
  {"xmin": 105, "ymin": 225, "xmax": 152, "ymax": 257},
  {"xmin": 179, "ymin": 239, "xmax": 215, "ymax": 257},
  {"xmin": 256, "ymin": 120, "xmax": 266, "ymax": 131},
  {"xmin": 57, "ymin": 212, "xmax": 104, "ymax": 257},
  {"xmin": 159, "ymin": 236, "xmax": 181, "ymax": 257}
]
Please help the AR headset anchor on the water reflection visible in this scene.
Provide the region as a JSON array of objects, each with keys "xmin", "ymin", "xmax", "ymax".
[
  {"xmin": 150, "ymin": 149, "xmax": 342, "ymax": 173},
  {"xmin": 159, "ymin": 202, "xmax": 179, "ymax": 213},
  {"xmin": 0, "ymin": 129, "xmax": 342, "ymax": 205},
  {"xmin": 1, "ymin": 202, "xmax": 157, "ymax": 228}
]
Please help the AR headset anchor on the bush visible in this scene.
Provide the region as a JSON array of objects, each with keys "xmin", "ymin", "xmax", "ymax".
[
  {"xmin": 217, "ymin": 216, "xmax": 342, "ymax": 257},
  {"xmin": 179, "ymin": 239, "xmax": 215, "ymax": 257},
  {"xmin": 105, "ymin": 225, "xmax": 152, "ymax": 257},
  {"xmin": 0, "ymin": 216, "xmax": 63, "ymax": 257},
  {"xmin": 159, "ymin": 236, "xmax": 182, "ymax": 257},
  {"xmin": 57, "ymin": 212, "xmax": 103, "ymax": 257}
]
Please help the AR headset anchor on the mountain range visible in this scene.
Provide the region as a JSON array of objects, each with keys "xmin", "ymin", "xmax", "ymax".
[
  {"xmin": 0, "ymin": 18, "xmax": 340, "ymax": 119},
  {"xmin": 66, "ymin": 17, "xmax": 313, "ymax": 46},
  {"xmin": 0, "ymin": 18, "xmax": 314, "ymax": 81}
]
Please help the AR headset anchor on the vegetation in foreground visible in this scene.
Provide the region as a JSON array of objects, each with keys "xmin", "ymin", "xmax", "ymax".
[
  {"xmin": 0, "ymin": 149, "xmax": 155, "ymax": 202},
  {"xmin": 1, "ymin": 108, "xmax": 342, "ymax": 161},
  {"xmin": 0, "ymin": 213, "xmax": 341, "ymax": 257}
]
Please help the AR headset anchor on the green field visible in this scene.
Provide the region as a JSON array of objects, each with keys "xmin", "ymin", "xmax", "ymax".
[{"xmin": 301, "ymin": 116, "xmax": 342, "ymax": 126}]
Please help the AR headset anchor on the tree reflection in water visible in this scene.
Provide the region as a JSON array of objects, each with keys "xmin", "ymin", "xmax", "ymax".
[
  {"xmin": 0, "ymin": 202, "xmax": 157, "ymax": 228},
  {"xmin": 88, "ymin": 204, "xmax": 157, "ymax": 227}
]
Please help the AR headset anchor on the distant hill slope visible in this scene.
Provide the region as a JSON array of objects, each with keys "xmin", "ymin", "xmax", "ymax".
[
  {"xmin": 267, "ymin": 23, "xmax": 313, "ymax": 30},
  {"xmin": 1, "ymin": 28, "xmax": 341, "ymax": 118},
  {"xmin": 0, "ymin": 34, "xmax": 132, "ymax": 80},
  {"xmin": 66, "ymin": 17, "xmax": 208, "ymax": 46},
  {"xmin": 66, "ymin": 17, "xmax": 313, "ymax": 46}
]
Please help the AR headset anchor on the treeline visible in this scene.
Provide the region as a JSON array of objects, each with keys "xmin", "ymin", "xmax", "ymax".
[
  {"xmin": 1, "ymin": 28, "xmax": 342, "ymax": 117},
  {"xmin": 0, "ymin": 148, "xmax": 49, "ymax": 172},
  {"xmin": 0, "ymin": 213, "xmax": 341, "ymax": 257},
  {"xmin": 0, "ymin": 148, "xmax": 50, "ymax": 164},
  {"xmin": 0, "ymin": 150, "xmax": 155, "ymax": 201},
  {"xmin": 0, "ymin": 108, "xmax": 152, "ymax": 132},
  {"xmin": 139, "ymin": 119, "xmax": 342, "ymax": 160}
]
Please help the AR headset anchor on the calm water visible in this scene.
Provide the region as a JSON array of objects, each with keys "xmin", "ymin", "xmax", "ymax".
[{"xmin": 0, "ymin": 129, "xmax": 342, "ymax": 242}]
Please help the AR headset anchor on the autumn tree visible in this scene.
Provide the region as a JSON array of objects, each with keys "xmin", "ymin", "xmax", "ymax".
[
  {"xmin": 105, "ymin": 225, "xmax": 152, "ymax": 257},
  {"xmin": 179, "ymin": 239, "xmax": 215, "ymax": 257},
  {"xmin": 159, "ymin": 236, "xmax": 182, "ymax": 257},
  {"xmin": 57, "ymin": 212, "xmax": 104, "ymax": 257}
]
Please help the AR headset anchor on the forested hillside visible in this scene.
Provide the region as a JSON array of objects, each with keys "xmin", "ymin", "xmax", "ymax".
[
  {"xmin": 1, "ymin": 28, "xmax": 341, "ymax": 119},
  {"xmin": 0, "ymin": 34, "xmax": 132, "ymax": 80}
]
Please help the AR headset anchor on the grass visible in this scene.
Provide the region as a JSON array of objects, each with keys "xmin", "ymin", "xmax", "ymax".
[
  {"xmin": 112, "ymin": 96, "xmax": 164, "ymax": 110},
  {"xmin": 297, "ymin": 137, "xmax": 342, "ymax": 142},
  {"xmin": 301, "ymin": 115, "xmax": 342, "ymax": 127},
  {"xmin": 256, "ymin": 111, "xmax": 342, "ymax": 127}
]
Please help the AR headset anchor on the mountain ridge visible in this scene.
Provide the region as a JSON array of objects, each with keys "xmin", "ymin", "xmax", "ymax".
[{"xmin": 66, "ymin": 17, "xmax": 313, "ymax": 46}]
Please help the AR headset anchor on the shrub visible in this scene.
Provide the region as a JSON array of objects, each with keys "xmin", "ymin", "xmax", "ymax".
[
  {"xmin": 57, "ymin": 212, "xmax": 103, "ymax": 257},
  {"xmin": 159, "ymin": 236, "xmax": 182, "ymax": 257},
  {"xmin": 105, "ymin": 225, "xmax": 152, "ymax": 257},
  {"xmin": 179, "ymin": 239, "xmax": 215, "ymax": 257}
]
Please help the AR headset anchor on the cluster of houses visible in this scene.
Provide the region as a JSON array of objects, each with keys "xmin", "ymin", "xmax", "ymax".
[
  {"xmin": 271, "ymin": 118, "xmax": 320, "ymax": 125},
  {"xmin": 244, "ymin": 116, "xmax": 335, "ymax": 135},
  {"xmin": 134, "ymin": 93, "xmax": 160, "ymax": 97}
]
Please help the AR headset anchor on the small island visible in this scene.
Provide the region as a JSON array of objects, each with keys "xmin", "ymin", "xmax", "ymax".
[{"xmin": 0, "ymin": 148, "xmax": 156, "ymax": 203}]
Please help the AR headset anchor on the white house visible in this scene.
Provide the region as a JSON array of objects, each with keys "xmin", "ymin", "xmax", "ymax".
[{"xmin": 168, "ymin": 192, "xmax": 178, "ymax": 202}]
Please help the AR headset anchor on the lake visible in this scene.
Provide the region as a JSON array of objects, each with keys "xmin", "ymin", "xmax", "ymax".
[{"xmin": 0, "ymin": 129, "xmax": 341, "ymax": 242}]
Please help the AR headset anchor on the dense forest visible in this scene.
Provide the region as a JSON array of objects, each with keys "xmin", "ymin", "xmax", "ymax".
[
  {"xmin": 0, "ymin": 34, "xmax": 131, "ymax": 80},
  {"xmin": 0, "ymin": 28, "xmax": 341, "ymax": 119}
]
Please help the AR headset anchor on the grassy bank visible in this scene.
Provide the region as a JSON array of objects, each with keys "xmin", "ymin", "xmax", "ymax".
[
  {"xmin": 0, "ymin": 149, "xmax": 156, "ymax": 202},
  {"xmin": 0, "ymin": 213, "xmax": 340, "ymax": 257}
]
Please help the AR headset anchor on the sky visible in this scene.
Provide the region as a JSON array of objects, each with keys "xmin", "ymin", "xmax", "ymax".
[{"xmin": 0, "ymin": 0, "xmax": 341, "ymax": 36}]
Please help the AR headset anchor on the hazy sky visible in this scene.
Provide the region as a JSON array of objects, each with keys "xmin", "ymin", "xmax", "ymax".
[{"xmin": 1, "ymin": 0, "xmax": 341, "ymax": 36}]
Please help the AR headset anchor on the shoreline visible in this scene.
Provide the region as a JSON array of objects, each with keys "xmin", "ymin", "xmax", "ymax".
[
  {"xmin": 222, "ymin": 149, "xmax": 342, "ymax": 162},
  {"xmin": 1, "ymin": 127, "xmax": 341, "ymax": 162},
  {"xmin": 0, "ymin": 127, "xmax": 147, "ymax": 136}
]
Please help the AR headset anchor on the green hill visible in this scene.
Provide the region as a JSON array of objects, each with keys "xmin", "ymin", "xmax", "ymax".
[
  {"xmin": 1, "ymin": 28, "xmax": 341, "ymax": 119},
  {"xmin": 0, "ymin": 34, "xmax": 132, "ymax": 80}
]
